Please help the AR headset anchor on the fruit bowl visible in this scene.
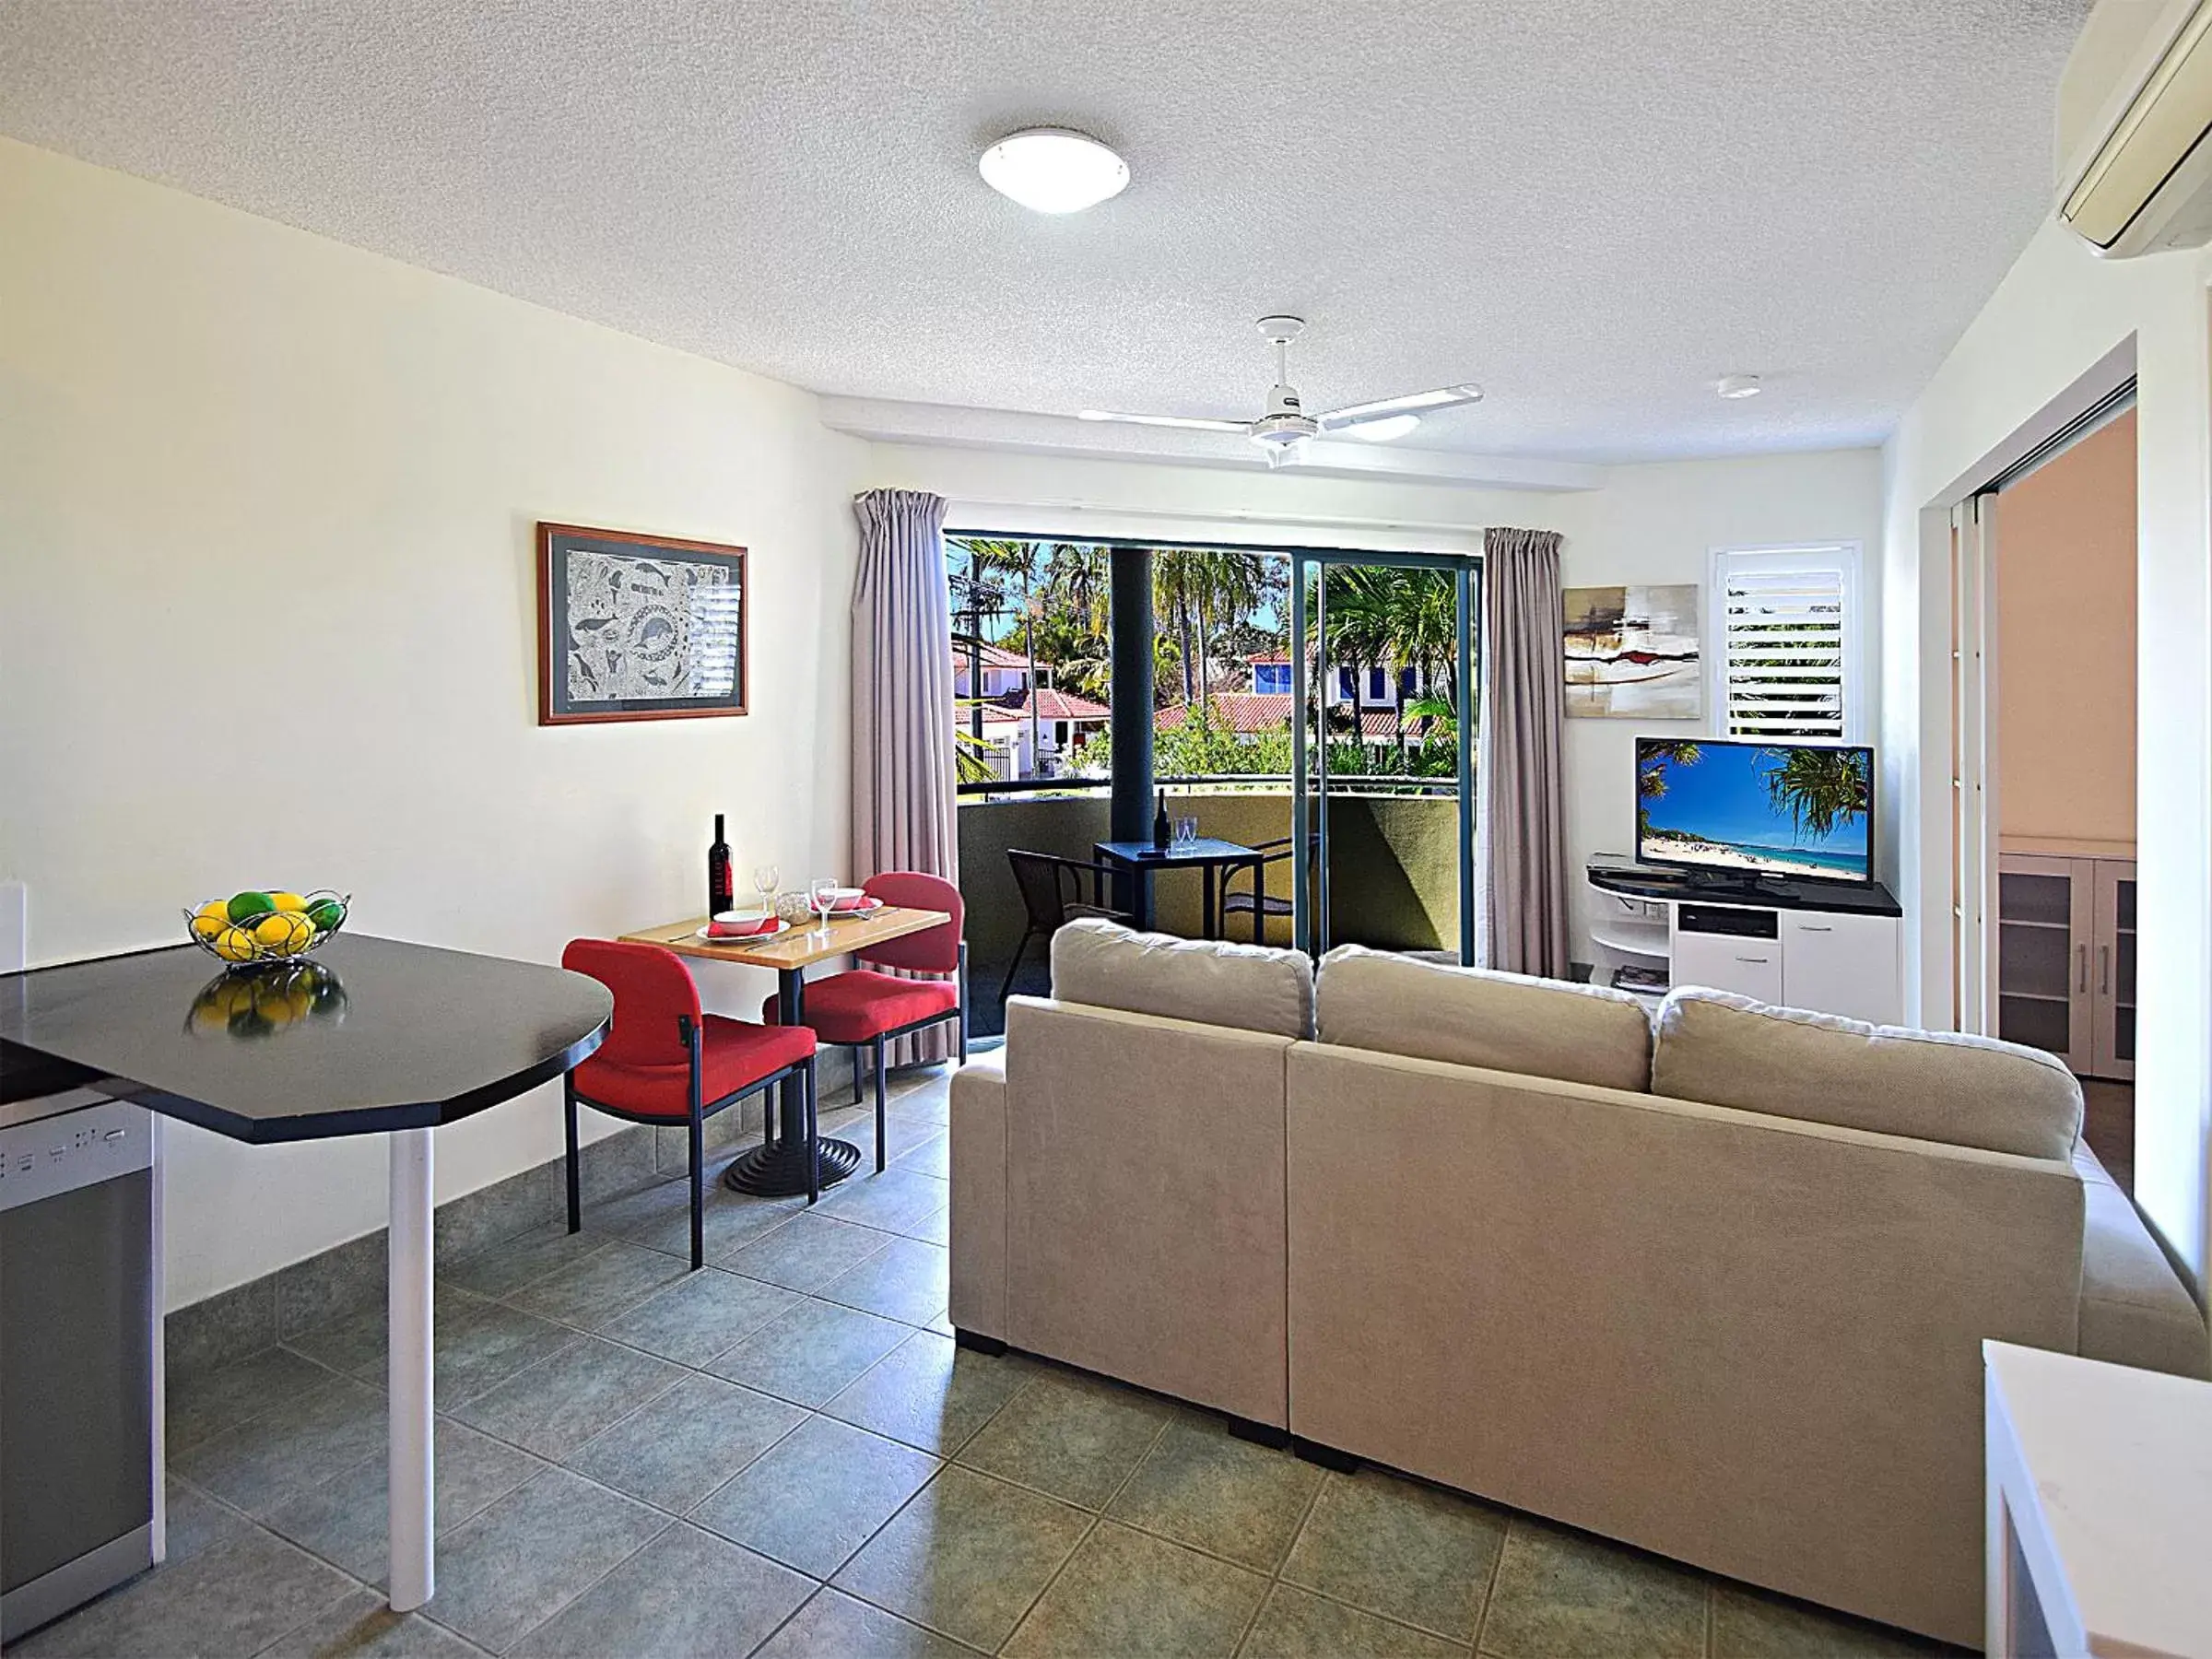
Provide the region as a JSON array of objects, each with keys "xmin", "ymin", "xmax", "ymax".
[{"xmin": 184, "ymin": 889, "xmax": 350, "ymax": 969}]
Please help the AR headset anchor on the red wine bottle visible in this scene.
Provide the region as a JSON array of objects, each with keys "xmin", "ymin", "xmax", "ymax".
[
  {"xmin": 1152, "ymin": 789, "xmax": 1171, "ymax": 851},
  {"xmin": 708, "ymin": 814, "xmax": 734, "ymax": 916}
]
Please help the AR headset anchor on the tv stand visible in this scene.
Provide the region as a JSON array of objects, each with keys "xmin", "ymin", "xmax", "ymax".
[{"xmin": 1586, "ymin": 858, "xmax": 1903, "ymax": 1024}]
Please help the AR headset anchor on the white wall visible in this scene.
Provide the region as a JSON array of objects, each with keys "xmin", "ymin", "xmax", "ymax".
[
  {"xmin": 1881, "ymin": 217, "xmax": 2212, "ymax": 1288},
  {"xmin": 870, "ymin": 441, "xmax": 1886, "ymax": 963},
  {"xmin": 0, "ymin": 140, "xmax": 872, "ymax": 1307}
]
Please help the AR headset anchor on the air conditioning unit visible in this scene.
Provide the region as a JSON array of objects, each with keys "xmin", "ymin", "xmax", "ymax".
[{"xmin": 2057, "ymin": 0, "xmax": 2212, "ymax": 256}]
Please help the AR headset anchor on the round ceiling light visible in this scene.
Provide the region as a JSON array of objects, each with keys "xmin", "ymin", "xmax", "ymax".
[
  {"xmin": 1347, "ymin": 414, "xmax": 1422, "ymax": 443},
  {"xmin": 1716, "ymin": 373, "xmax": 1763, "ymax": 400},
  {"xmin": 979, "ymin": 128, "xmax": 1129, "ymax": 214}
]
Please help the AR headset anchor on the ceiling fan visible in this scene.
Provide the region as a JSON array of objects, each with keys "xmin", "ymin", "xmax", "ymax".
[{"xmin": 1078, "ymin": 316, "xmax": 1484, "ymax": 466}]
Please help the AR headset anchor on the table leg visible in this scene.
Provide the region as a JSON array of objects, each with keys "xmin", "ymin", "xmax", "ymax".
[
  {"xmin": 1252, "ymin": 860, "xmax": 1265, "ymax": 945},
  {"xmin": 388, "ymin": 1126, "xmax": 434, "ymax": 1613},
  {"xmin": 725, "ymin": 966, "xmax": 862, "ymax": 1196}
]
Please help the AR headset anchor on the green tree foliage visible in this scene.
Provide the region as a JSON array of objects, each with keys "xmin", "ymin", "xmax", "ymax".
[{"xmin": 1757, "ymin": 746, "xmax": 1869, "ymax": 838}]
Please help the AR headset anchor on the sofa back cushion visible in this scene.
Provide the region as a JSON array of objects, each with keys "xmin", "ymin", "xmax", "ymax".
[
  {"xmin": 1652, "ymin": 987, "xmax": 2081, "ymax": 1160},
  {"xmin": 1315, "ymin": 946, "xmax": 1653, "ymax": 1092},
  {"xmin": 1051, "ymin": 917, "xmax": 1314, "ymax": 1039}
]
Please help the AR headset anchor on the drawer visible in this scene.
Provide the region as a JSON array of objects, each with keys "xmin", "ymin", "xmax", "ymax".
[{"xmin": 1672, "ymin": 926, "xmax": 1783, "ymax": 1004}]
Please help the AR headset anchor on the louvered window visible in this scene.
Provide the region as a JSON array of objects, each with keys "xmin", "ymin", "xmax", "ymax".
[{"xmin": 1712, "ymin": 547, "xmax": 1857, "ymax": 740}]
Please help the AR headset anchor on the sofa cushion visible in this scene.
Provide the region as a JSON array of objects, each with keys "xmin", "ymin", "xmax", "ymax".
[
  {"xmin": 1315, "ymin": 946, "xmax": 1653, "ymax": 1092},
  {"xmin": 1653, "ymin": 987, "xmax": 2082, "ymax": 1160},
  {"xmin": 2073, "ymin": 1139, "xmax": 2209, "ymax": 1378},
  {"xmin": 1050, "ymin": 918, "xmax": 1314, "ymax": 1039}
]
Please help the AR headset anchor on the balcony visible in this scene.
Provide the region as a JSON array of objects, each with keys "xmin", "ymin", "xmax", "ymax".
[{"xmin": 958, "ymin": 779, "xmax": 1463, "ymax": 1037}]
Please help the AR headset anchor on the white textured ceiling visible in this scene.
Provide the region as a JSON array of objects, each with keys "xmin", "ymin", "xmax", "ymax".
[{"xmin": 0, "ymin": 0, "xmax": 2088, "ymax": 465}]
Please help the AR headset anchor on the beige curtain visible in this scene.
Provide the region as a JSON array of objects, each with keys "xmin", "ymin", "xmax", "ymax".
[
  {"xmin": 1477, "ymin": 526, "xmax": 1570, "ymax": 977},
  {"xmin": 852, "ymin": 488, "xmax": 958, "ymax": 1061}
]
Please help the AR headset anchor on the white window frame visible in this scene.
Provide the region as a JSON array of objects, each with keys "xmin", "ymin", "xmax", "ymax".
[{"xmin": 1706, "ymin": 542, "xmax": 1864, "ymax": 742}]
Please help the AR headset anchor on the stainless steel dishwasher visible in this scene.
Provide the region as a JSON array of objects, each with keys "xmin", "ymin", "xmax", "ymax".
[{"xmin": 0, "ymin": 1044, "xmax": 161, "ymax": 1641}]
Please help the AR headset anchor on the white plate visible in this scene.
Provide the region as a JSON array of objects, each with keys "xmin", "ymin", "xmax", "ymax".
[{"xmin": 698, "ymin": 919, "xmax": 788, "ymax": 941}]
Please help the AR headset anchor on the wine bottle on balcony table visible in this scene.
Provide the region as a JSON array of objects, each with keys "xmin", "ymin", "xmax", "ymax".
[
  {"xmin": 1153, "ymin": 789, "xmax": 1171, "ymax": 852},
  {"xmin": 708, "ymin": 815, "xmax": 734, "ymax": 917}
]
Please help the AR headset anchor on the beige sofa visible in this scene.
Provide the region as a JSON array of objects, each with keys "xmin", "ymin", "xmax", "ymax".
[{"xmin": 949, "ymin": 923, "xmax": 2207, "ymax": 1647}]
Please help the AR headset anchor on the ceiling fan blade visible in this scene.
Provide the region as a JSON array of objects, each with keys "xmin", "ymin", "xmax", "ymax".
[
  {"xmin": 1077, "ymin": 409, "xmax": 1252, "ymax": 434},
  {"xmin": 1316, "ymin": 384, "xmax": 1485, "ymax": 429}
]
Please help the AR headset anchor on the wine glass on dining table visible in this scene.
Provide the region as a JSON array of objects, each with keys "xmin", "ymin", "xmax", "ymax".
[
  {"xmin": 809, "ymin": 877, "xmax": 839, "ymax": 938},
  {"xmin": 753, "ymin": 864, "xmax": 780, "ymax": 923}
]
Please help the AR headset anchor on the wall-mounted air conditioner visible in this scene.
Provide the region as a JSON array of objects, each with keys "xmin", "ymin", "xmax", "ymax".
[{"xmin": 2057, "ymin": 0, "xmax": 2212, "ymax": 256}]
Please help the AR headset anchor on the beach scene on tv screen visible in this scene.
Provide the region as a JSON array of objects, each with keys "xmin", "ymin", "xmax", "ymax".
[{"xmin": 1638, "ymin": 741, "xmax": 1871, "ymax": 880}]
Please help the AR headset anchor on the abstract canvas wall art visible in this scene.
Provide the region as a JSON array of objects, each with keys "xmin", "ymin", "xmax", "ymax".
[
  {"xmin": 1563, "ymin": 582, "xmax": 1701, "ymax": 719},
  {"xmin": 537, "ymin": 524, "xmax": 748, "ymax": 724}
]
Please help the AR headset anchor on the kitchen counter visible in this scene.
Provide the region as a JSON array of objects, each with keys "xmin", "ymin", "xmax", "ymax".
[
  {"xmin": 0, "ymin": 935, "xmax": 612, "ymax": 1141},
  {"xmin": 0, "ymin": 934, "xmax": 610, "ymax": 1619}
]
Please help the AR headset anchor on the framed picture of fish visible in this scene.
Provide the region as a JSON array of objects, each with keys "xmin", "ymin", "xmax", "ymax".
[
  {"xmin": 537, "ymin": 523, "xmax": 748, "ymax": 725},
  {"xmin": 1563, "ymin": 582, "xmax": 1701, "ymax": 719}
]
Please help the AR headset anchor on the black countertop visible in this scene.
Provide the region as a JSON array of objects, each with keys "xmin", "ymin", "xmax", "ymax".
[
  {"xmin": 0, "ymin": 935, "xmax": 611, "ymax": 1144},
  {"xmin": 1587, "ymin": 857, "xmax": 1903, "ymax": 918}
]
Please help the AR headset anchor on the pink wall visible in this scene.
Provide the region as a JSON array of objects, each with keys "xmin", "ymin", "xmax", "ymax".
[{"xmin": 1997, "ymin": 408, "xmax": 2136, "ymax": 848}]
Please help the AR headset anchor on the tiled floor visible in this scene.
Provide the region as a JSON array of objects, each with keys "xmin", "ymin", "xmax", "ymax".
[{"xmin": 27, "ymin": 1065, "xmax": 1956, "ymax": 1659}]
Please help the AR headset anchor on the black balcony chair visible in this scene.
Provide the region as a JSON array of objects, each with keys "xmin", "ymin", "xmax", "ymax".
[
  {"xmin": 1000, "ymin": 849, "xmax": 1135, "ymax": 1005},
  {"xmin": 1221, "ymin": 835, "xmax": 1319, "ymax": 946}
]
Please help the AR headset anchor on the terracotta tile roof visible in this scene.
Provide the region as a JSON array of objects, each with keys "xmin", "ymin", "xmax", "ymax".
[
  {"xmin": 952, "ymin": 640, "xmax": 1034, "ymax": 671},
  {"xmin": 992, "ymin": 688, "xmax": 1111, "ymax": 721},
  {"xmin": 1156, "ymin": 695, "xmax": 1416, "ymax": 739}
]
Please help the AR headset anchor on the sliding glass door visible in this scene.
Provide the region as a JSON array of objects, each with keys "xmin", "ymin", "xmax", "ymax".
[{"xmin": 1289, "ymin": 551, "xmax": 1479, "ymax": 961}]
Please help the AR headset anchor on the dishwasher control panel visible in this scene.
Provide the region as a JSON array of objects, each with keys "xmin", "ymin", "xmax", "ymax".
[{"xmin": 0, "ymin": 1097, "xmax": 153, "ymax": 1211}]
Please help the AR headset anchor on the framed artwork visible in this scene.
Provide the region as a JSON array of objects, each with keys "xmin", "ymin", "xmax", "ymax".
[
  {"xmin": 536, "ymin": 523, "xmax": 748, "ymax": 725},
  {"xmin": 1563, "ymin": 582, "xmax": 1701, "ymax": 719}
]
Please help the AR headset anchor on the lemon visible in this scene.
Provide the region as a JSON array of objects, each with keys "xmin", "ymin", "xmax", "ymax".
[
  {"xmin": 189, "ymin": 912, "xmax": 228, "ymax": 943},
  {"xmin": 213, "ymin": 926, "xmax": 259, "ymax": 963},
  {"xmin": 227, "ymin": 890, "xmax": 276, "ymax": 924},
  {"xmin": 268, "ymin": 891, "xmax": 308, "ymax": 914},
  {"xmin": 252, "ymin": 912, "xmax": 312, "ymax": 953}
]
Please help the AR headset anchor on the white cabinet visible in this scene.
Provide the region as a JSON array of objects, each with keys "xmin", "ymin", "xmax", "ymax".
[
  {"xmin": 1585, "ymin": 865, "xmax": 1905, "ymax": 1025},
  {"xmin": 1779, "ymin": 912, "xmax": 1903, "ymax": 1026},
  {"xmin": 1996, "ymin": 853, "xmax": 2134, "ymax": 1079}
]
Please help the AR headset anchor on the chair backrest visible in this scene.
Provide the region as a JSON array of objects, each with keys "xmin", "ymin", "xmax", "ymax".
[
  {"xmin": 561, "ymin": 939, "xmax": 701, "ymax": 1067},
  {"xmin": 860, "ymin": 870, "xmax": 964, "ymax": 973},
  {"xmin": 1006, "ymin": 850, "xmax": 1072, "ymax": 931}
]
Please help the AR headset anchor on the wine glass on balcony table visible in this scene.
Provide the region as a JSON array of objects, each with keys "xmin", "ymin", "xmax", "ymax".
[
  {"xmin": 753, "ymin": 865, "xmax": 780, "ymax": 922},
  {"xmin": 809, "ymin": 878, "xmax": 839, "ymax": 939}
]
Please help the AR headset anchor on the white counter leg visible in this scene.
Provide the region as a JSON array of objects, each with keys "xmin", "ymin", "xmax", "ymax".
[{"xmin": 388, "ymin": 1127, "xmax": 434, "ymax": 1612}]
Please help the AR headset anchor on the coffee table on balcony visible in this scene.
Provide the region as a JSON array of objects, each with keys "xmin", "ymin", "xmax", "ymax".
[
  {"xmin": 619, "ymin": 905, "xmax": 953, "ymax": 1196},
  {"xmin": 1093, "ymin": 838, "xmax": 1261, "ymax": 936}
]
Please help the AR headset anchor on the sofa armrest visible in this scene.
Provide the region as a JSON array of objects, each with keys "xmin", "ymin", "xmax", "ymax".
[
  {"xmin": 2074, "ymin": 1140, "xmax": 2208, "ymax": 1378},
  {"xmin": 948, "ymin": 1046, "xmax": 1008, "ymax": 1341}
]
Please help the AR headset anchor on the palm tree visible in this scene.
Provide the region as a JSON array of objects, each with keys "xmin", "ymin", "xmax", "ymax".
[
  {"xmin": 1758, "ymin": 747, "xmax": 1869, "ymax": 839},
  {"xmin": 1637, "ymin": 741, "xmax": 1703, "ymax": 838},
  {"xmin": 947, "ymin": 537, "xmax": 1037, "ymax": 743}
]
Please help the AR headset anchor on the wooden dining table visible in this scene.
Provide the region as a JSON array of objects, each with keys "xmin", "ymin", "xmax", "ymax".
[{"xmin": 619, "ymin": 905, "xmax": 952, "ymax": 1196}]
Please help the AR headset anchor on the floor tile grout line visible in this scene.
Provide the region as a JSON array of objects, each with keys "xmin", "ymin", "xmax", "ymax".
[
  {"xmin": 488, "ymin": 1506, "xmax": 686, "ymax": 1656},
  {"xmin": 988, "ymin": 1406, "xmax": 1177, "ymax": 1654},
  {"xmin": 1469, "ymin": 1506, "xmax": 1514, "ymax": 1657}
]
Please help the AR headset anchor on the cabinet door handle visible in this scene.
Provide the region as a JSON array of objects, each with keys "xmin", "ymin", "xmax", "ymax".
[
  {"xmin": 2100, "ymin": 945, "xmax": 2111, "ymax": 996},
  {"xmin": 1735, "ymin": 954, "xmax": 1771, "ymax": 965},
  {"xmin": 1796, "ymin": 924, "xmax": 1833, "ymax": 933},
  {"xmin": 2077, "ymin": 944, "xmax": 2088, "ymax": 994}
]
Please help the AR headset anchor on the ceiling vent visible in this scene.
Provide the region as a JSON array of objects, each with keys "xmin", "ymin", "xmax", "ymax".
[{"xmin": 2057, "ymin": 0, "xmax": 2212, "ymax": 256}]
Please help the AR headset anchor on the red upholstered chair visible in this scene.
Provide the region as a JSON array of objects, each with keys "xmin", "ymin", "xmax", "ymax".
[
  {"xmin": 562, "ymin": 939, "xmax": 819, "ymax": 1268},
  {"xmin": 762, "ymin": 871, "xmax": 966, "ymax": 1171}
]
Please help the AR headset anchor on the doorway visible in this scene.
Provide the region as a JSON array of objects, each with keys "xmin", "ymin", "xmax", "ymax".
[{"xmin": 1956, "ymin": 392, "xmax": 2139, "ymax": 1184}]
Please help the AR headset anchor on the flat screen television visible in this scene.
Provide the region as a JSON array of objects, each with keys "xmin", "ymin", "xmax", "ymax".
[{"xmin": 1635, "ymin": 738, "xmax": 1874, "ymax": 885}]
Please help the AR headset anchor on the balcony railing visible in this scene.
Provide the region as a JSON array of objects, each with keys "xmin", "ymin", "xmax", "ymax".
[{"xmin": 958, "ymin": 780, "xmax": 1464, "ymax": 1036}]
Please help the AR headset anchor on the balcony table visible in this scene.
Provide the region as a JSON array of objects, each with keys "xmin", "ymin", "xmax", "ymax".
[
  {"xmin": 0, "ymin": 934, "xmax": 613, "ymax": 1619},
  {"xmin": 618, "ymin": 905, "xmax": 953, "ymax": 1196},
  {"xmin": 1094, "ymin": 838, "xmax": 1261, "ymax": 936}
]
